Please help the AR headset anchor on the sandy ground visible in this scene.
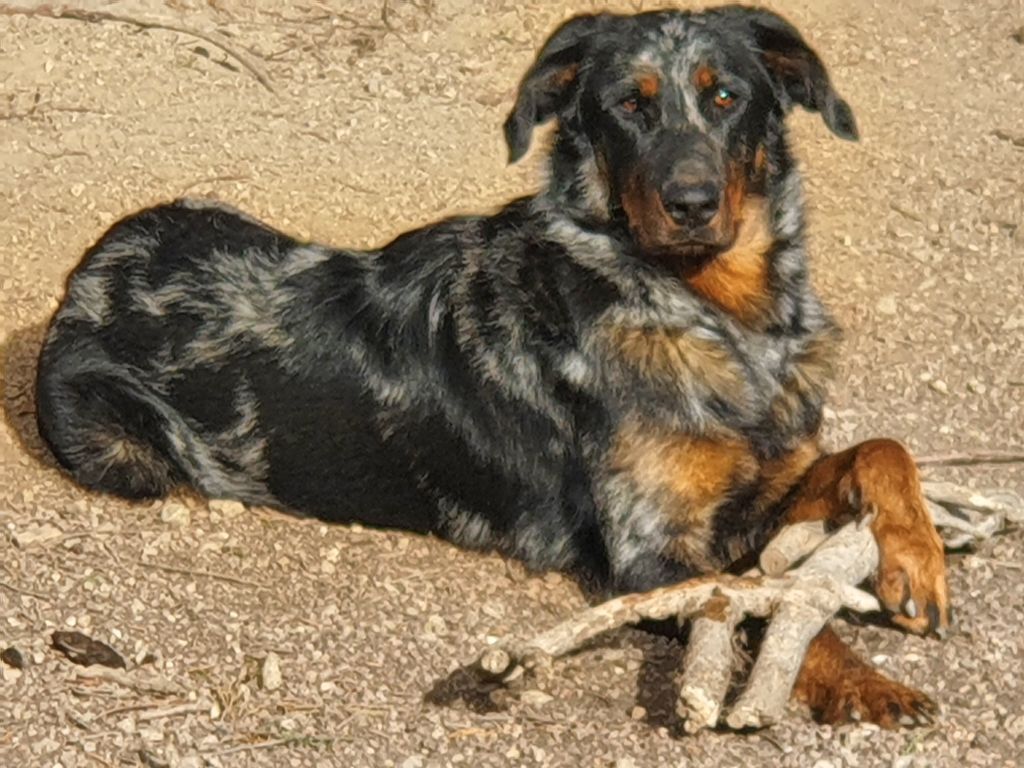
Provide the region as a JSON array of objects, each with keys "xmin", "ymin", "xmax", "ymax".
[{"xmin": 1, "ymin": 1, "xmax": 1023, "ymax": 766}]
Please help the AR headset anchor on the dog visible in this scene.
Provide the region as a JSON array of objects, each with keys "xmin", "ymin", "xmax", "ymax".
[{"xmin": 35, "ymin": 6, "xmax": 949, "ymax": 728}]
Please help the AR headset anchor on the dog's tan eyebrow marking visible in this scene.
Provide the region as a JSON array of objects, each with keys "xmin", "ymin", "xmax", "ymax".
[
  {"xmin": 694, "ymin": 65, "xmax": 716, "ymax": 90},
  {"xmin": 635, "ymin": 70, "xmax": 661, "ymax": 98},
  {"xmin": 548, "ymin": 62, "xmax": 581, "ymax": 89}
]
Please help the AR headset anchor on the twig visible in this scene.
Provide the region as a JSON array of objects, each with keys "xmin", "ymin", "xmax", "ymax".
[
  {"xmin": 138, "ymin": 559, "xmax": 268, "ymax": 589},
  {"xmin": 0, "ymin": 578, "xmax": 53, "ymax": 601},
  {"xmin": 923, "ymin": 482, "xmax": 1024, "ymax": 523},
  {"xmin": 200, "ymin": 738, "xmax": 291, "ymax": 757},
  {"xmin": 916, "ymin": 450, "xmax": 1024, "ymax": 467},
  {"xmin": 479, "ymin": 524, "xmax": 880, "ymax": 684},
  {"xmin": 137, "ymin": 700, "xmax": 211, "ymax": 722},
  {"xmin": 75, "ymin": 666, "xmax": 184, "ymax": 696},
  {"xmin": 0, "ymin": 2, "xmax": 276, "ymax": 93}
]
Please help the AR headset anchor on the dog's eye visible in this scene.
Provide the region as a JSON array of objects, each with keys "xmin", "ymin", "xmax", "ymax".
[
  {"xmin": 713, "ymin": 87, "xmax": 736, "ymax": 109},
  {"xmin": 620, "ymin": 97, "xmax": 640, "ymax": 114}
]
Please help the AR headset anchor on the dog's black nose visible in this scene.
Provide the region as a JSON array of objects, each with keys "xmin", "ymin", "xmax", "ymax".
[{"xmin": 662, "ymin": 182, "xmax": 720, "ymax": 226}]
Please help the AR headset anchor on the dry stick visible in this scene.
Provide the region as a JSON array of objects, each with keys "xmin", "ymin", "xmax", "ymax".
[
  {"xmin": 922, "ymin": 482, "xmax": 1024, "ymax": 523},
  {"xmin": 916, "ymin": 450, "xmax": 1024, "ymax": 467},
  {"xmin": 477, "ymin": 521, "xmax": 879, "ymax": 684},
  {"xmin": 138, "ymin": 559, "xmax": 268, "ymax": 590},
  {"xmin": 758, "ymin": 520, "xmax": 829, "ymax": 577},
  {"xmin": 200, "ymin": 738, "xmax": 291, "ymax": 758},
  {"xmin": 726, "ymin": 521, "xmax": 879, "ymax": 729},
  {"xmin": 0, "ymin": 2, "xmax": 276, "ymax": 93},
  {"xmin": 0, "ymin": 578, "xmax": 53, "ymax": 601},
  {"xmin": 75, "ymin": 665, "xmax": 184, "ymax": 696},
  {"xmin": 680, "ymin": 519, "xmax": 830, "ymax": 731},
  {"xmin": 677, "ymin": 596, "xmax": 741, "ymax": 732},
  {"xmin": 137, "ymin": 700, "xmax": 211, "ymax": 722}
]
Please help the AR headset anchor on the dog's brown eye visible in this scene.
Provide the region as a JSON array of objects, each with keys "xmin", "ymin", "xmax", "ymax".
[
  {"xmin": 620, "ymin": 97, "xmax": 640, "ymax": 114},
  {"xmin": 713, "ymin": 87, "xmax": 736, "ymax": 109}
]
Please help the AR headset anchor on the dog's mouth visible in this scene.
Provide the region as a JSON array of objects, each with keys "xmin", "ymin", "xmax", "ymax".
[{"xmin": 619, "ymin": 176, "xmax": 738, "ymax": 267}]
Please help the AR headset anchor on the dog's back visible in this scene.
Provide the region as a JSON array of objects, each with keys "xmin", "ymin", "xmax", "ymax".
[{"xmin": 36, "ymin": 195, "xmax": 625, "ymax": 575}]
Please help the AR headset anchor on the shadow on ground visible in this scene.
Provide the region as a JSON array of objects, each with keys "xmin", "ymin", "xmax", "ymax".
[{"xmin": 1, "ymin": 321, "xmax": 53, "ymax": 467}]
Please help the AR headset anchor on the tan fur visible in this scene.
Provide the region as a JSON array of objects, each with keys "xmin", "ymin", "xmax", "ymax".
[
  {"xmin": 785, "ymin": 439, "xmax": 949, "ymax": 636},
  {"xmin": 757, "ymin": 437, "xmax": 823, "ymax": 511},
  {"xmin": 636, "ymin": 71, "xmax": 660, "ymax": 98},
  {"xmin": 610, "ymin": 424, "xmax": 759, "ymax": 567},
  {"xmin": 694, "ymin": 65, "xmax": 716, "ymax": 90},
  {"xmin": 686, "ymin": 195, "xmax": 774, "ymax": 325},
  {"xmin": 603, "ymin": 323, "xmax": 748, "ymax": 396},
  {"xmin": 794, "ymin": 627, "xmax": 936, "ymax": 728}
]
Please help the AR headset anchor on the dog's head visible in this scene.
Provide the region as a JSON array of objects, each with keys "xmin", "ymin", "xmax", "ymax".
[{"xmin": 506, "ymin": 6, "xmax": 857, "ymax": 268}]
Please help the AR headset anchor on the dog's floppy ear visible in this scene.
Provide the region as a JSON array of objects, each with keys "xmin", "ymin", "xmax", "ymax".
[
  {"xmin": 504, "ymin": 13, "xmax": 611, "ymax": 163},
  {"xmin": 719, "ymin": 6, "xmax": 858, "ymax": 141}
]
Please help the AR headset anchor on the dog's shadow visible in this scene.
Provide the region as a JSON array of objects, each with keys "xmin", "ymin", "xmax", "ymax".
[{"xmin": 1, "ymin": 321, "xmax": 57, "ymax": 469}]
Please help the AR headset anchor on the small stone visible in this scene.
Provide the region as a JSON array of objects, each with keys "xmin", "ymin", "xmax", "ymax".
[
  {"xmin": 929, "ymin": 379, "xmax": 949, "ymax": 395},
  {"xmin": 1, "ymin": 647, "xmax": 27, "ymax": 669},
  {"xmin": 13, "ymin": 523, "xmax": 63, "ymax": 548},
  {"xmin": 520, "ymin": 689, "xmax": 554, "ymax": 707},
  {"xmin": 876, "ymin": 295, "xmax": 898, "ymax": 315},
  {"xmin": 159, "ymin": 502, "xmax": 190, "ymax": 527},
  {"xmin": 260, "ymin": 652, "xmax": 282, "ymax": 691},
  {"xmin": 423, "ymin": 614, "xmax": 447, "ymax": 636},
  {"xmin": 208, "ymin": 499, "xmax": 245, "ymax": 517},
  {"xmin": 629, "ymin": 705, "xmax": 647, "ymax": 720},
  {"xmin": 400, "ymin": 757, "xmax": 424, "ymax": 768}
]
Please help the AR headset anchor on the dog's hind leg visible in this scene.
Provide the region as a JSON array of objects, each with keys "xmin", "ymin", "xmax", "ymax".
[{"xmin": 36, "ymin": 345, "xmax": 184, "ymax": 500}]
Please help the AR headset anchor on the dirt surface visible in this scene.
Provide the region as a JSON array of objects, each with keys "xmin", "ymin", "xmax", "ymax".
[{"xmin": 1, "ymin": 1, "xmax": 1023, "ymax": 766}]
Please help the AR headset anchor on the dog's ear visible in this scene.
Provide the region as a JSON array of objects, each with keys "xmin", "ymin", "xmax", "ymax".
[
  {"xmin": 504, "ymin": 14, "xmax": 611, "ymax": 163},
  {"xmin": 719, "ymin": 6, "xmax": 858, "ymax": 141}
]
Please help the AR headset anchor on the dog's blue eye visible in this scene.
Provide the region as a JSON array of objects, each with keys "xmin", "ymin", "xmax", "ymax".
[{"xmin": 713, "ymin": 87, "xmax": 736, "ymax": 108}]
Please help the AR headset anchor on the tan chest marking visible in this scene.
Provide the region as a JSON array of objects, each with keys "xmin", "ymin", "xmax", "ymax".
[
  {"xmin": 610, "ymin": 425, "xmax": 759, "ymax": 567},
  {"xmin": 687, "ymin": 196, "xmax": 774, "ymax": 326},
  {"xmin": 602, "ymin": 323, "xmax": 747, "ymax": 398}
]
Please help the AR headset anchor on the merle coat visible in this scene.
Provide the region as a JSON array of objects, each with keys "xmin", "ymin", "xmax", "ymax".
[{"xmin": 36, "ymin": 6, "xmax": 858, "ymax": 593}]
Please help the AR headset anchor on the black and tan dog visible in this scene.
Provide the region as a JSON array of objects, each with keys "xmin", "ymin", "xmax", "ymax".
[{"xmin": 36, "ymin": 6, "xmax": 949, "ymax": 727}]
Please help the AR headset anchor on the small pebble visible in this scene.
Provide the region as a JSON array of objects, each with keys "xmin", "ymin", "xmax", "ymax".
[
  {"xmin": 876, "ymin": 295, "xmax": 898, "ymax": 315},
  {"xmin": 208, "ymin": 499, "xmax": 245, "ymax": 517},
  {"xmin": 520, "ymin": 689, "xmax": 553, "ymax": 707},
  {"xmin": 261, "ymin": 652, "xmax": 282, "ymax": 691},
  {"xmin": 159, "ymin": 502, "xmax": 190, "ymax": 527}
]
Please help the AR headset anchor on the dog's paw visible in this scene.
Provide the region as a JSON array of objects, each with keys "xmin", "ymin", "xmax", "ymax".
[
  {"xmin": 818, "ymin": 672, "xmax": 937, "ymax": 729},
  {"xmin": 873, "ymin": 524, "xmax": 951, "ymax": 637},
  {"xmin": 843, "ymin": 439, "xmax": 952, "ymax": 637}
]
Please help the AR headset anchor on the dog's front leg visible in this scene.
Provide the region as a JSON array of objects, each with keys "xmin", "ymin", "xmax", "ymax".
[
  {"xmin": 784, "ymin": 438, "xmax": 950, "ymax": 634},
  {"xmin": 783, "ymin": 439, "xmax": 950, "ymax": 727}
]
